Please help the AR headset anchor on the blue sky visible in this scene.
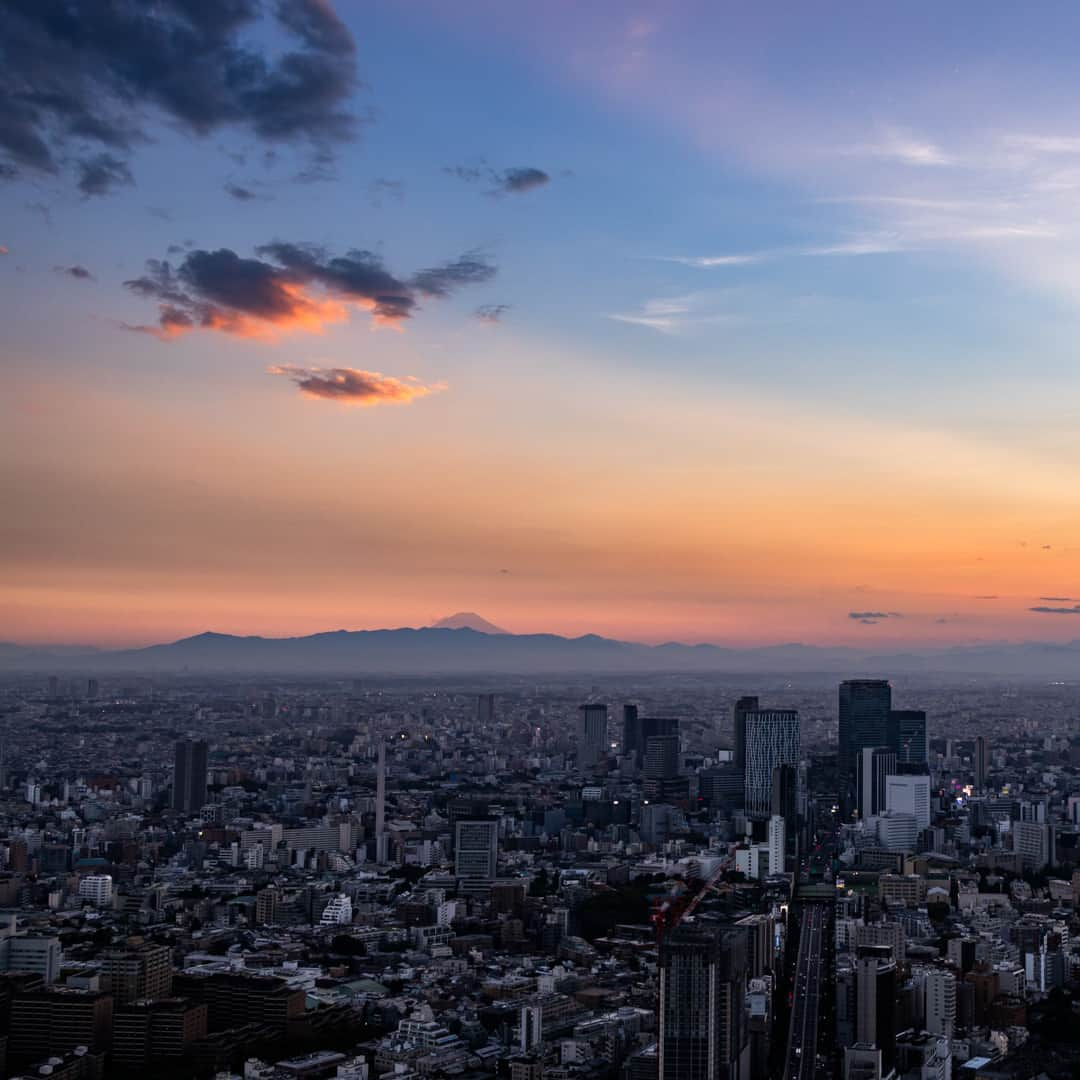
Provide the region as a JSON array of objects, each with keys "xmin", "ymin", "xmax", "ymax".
[{"xmin": 5, "ymin": 1, "xmax": 1080, "ymax": 646}]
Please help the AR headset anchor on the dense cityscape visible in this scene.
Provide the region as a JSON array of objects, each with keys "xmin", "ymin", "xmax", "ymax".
[{"xmin": 0, "ymin": 666, "xmax": 1076, "ymax": 1079}]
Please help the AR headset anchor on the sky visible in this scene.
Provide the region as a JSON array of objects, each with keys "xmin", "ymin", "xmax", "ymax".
[{"xmin": 5, "ymin": 0, "xmax": 1080, "ymax": 648}]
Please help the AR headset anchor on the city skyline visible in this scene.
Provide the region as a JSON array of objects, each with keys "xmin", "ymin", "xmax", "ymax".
[{"xmin": 7, "ymin": 3, "xmax": 1080, "ymax": 648}]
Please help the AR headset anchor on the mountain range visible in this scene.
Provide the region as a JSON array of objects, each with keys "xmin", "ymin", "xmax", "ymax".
[{"xmin": 4, "ymin": 621, "xmax": 1080, "ymax": 677}]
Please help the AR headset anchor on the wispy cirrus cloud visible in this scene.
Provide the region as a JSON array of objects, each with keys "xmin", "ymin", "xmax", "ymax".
[
  {"xmin": 843, "ymin": 128, "xmax": 954, "ymax": 168},
  {"xmin": 1030, "ymin": 603, "xmax": 1080, "ymax": 614},
  {"xmin": 269, "ymin": 365, "xmax": 445, "ymax": 407},
  {"xmin": 647, "ymin": 235, "xmax": 903, "ymax": 269},
  {"xmin": 124, "ymin": 242, "xmax": 496, "ymax": 341},
  {"xmin": 608, "ymin": 293, "xmax": 738, "ymax": 334}
]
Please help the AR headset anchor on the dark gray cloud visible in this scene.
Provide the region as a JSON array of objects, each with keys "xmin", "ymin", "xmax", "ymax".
[
  {"xmin": 1030, "ymin": 604, "xmax": 1080, "ymax": 614},
  {"xmin": 77, "ymin": 153, "xmax": 133, "ymax": 196},
  {"xmin": 53, "ymin": 264, "xmax": 93, "ymax": 280},
  {"xmin": 1039, "ymin": 596, "xmax": 1074, "ymax": 601},
  {"xmin": 495, "ymin": 167, "xmax": 550, "ymax": 194},
  {"xmin": 224, "ymin": 183, "xmax": 257, "ymax": 202},
  {"xmin": 412, "ymin": 252, "xmax": 496, "ymax": 297},
  {"xmin": 445, "ymin": 162, "xmax": 552, "ymax": 196},
  {"xmin": 125, "ymin": 241, "xmax": 496, "ymax": 339},
  {"xmin": 0, "ymin": 0, "xmax": 359, "ymax": 194},
  {"xmin": 475, "ymin": 303, "xmax": 510, "ymax": 323},
  {"xmin": 848, "ymin": 611, "xmax": 902, "ymax": 624}
]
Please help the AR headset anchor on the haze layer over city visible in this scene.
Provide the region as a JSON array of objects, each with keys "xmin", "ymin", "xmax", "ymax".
[{"xmin": 5, "ymin": 3, "xmax": 1080, "ymax": 1080}]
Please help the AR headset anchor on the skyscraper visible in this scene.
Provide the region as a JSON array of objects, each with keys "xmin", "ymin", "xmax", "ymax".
[
  {"xmin": 476, "ymin": 693, "xmax": 496, "ymax": 727},
  {"xmin": 578, "ymin": 704, "xmax": 609, "ymax": 770},
  {"xmin": 855, "ymin": 946, "xmax": 897, "ymax": 1073},
  {"xmin": 658, "ymin": 922, "xmax": 748, "ymax": 1080},
  {"xmin": 887, "ymin": 709, "xmax": 927, "ymax": 770},
  {"xmin": 644, "ymin": 733, "xmax": 689, "ymax": 801},
  {"xmin": 172, "ymin": 740, "xmax": 209, "ymax": 814},
  {"xmin": 645, "ymin": 734, "xmax": 680, "ymax": 781},
  {"xmin": 974, "ymin": 735, "xmax": 989, "ymax": 790},
  {"xmin": 455, "ymin": 819, "xmax": 498, "ymax": 881},
  {"xmin": 743, "ymin": 708, "xmax": 800, "ymax": 820},
  {"xmin": 839, "ymin": 680, "xmax": 892, "ymax": 796},
  {"xmin": 622, "ymin": 704, "xmax": 641, "ymax": 764},
  {"xmin": 732, "ymin": 696, "xmax": 759, "ymax": 772},
  {"xmin": 857, "ymin": 746, "xmax": 896, "ymax": 820},
  {"xmin": 375, "ymin": 738, "xmax": 388, "ymax": 864}
]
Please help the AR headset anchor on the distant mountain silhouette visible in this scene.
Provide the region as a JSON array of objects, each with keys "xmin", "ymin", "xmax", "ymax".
[
  {"xmin": 3, "ymin": 627, "xmax": 1080, "ymax": 677},
  {"xmin": 429, "ymin": 612, "xmax": 507, "ymax": 634}
]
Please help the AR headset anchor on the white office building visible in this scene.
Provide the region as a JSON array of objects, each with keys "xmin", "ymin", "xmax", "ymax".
[
  {"xmin": 885, "ymin": 774, "xmax": 931, "ymax": 830},
  {"xmin": 320, "ymin": 894, "xmax": 353, "ymax": 925},
  {"xmin": 78, "ymin": 874, "xmax": 113, "ymax": 907}
]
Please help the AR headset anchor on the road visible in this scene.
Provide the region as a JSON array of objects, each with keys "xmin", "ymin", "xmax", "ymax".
[{"xmin": 783, "ymin": 901, "xmax": 828, "ymax": 1080}]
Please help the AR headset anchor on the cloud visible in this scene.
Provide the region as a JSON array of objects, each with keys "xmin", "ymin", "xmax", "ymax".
[
  {"xmin": 1039, "ymin": 596, "xmax": 1074, "ymax": 602},
  {"xmin": 648, "ymin": 235, "xmax": 903, "ymax": 269},
  {"xmin": 77, "ymin": 154, "xmax": 133, "ymax": 197},
  {"xmin": 847, "ymin": 130, "xmax": 953, "ymax": 167},
  {"xmin": 269, "ymin": 365, "xmax": 444, "ymax": 407},
  {"xmin": 0, "ymin": 0, "xmax": 359, "ymax": 192},
  {"xmin": 53, "ymin": 265, "xmax": 93, "ymax": 280},
  {"xmin": 224, "ymin": 183, "xmax": 258, "ymax": 202},
  {"xmin": 1030, "ymin": 604, "xmax": 1080, "ymax": 615},
  {"xmin": 608, "ymin": 293, "xmax": 737, "ymax": 334},
  {"xmin": 125, "ymin": 241, "xmax": 496, "ymax": 340},
  {"xmin": 651, "ymin": 254, "xmax": 766, "ymax": 268},
  {"xmin": 848, "ymin": 611, "xmax": 903, "ymax": 623},
  {"xmin": 412, "ymin": 252, "xmax": 496, "ymax": 297},
  {"xmin": 493, "ymin": 167, "xmax": 550, "ymax": 194},
  {"xmin": 475, "ymin": 304, "xmax": 510, "ymax": 323},
  {"xmin": 973, "ymin": 595, "xmax": 998, "ymax": 600},
  {"xmin": 445, "ymin": 163, "xmax": 551, "ymax": 196}
]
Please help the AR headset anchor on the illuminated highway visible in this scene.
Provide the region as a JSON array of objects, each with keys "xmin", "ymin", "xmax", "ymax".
[{"xmin": 783, "ymin": 901, "xmax": 828, "ymax": 1080}]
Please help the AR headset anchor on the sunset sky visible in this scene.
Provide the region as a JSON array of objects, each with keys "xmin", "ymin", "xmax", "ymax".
[{"xmin": 5, "ymin": 1, "xmax": 1080, "ymax": 647}]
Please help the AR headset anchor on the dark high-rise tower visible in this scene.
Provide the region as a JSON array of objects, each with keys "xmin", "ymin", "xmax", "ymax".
[
  {"xmin": 622, "ymin": 704, "xmax": 641, "ymax": 765},
  {"xmin": 476, "ymin": 693, "xmax": 495, "ymax": 727},
  {"xmin": 974, "ymin": 734, "xmax": 989, "ymax": 790},
  {"xmin": 578, "ymin": 704, "xmax": 609, "ymax": 770},
  {"xmin": 172, "ymin": 740, "xmax": 209, "ymax": 814},
  {"xmin": 855, "ymin": 945, "xmax": 897, "ymax": 1072},
  {"xmin": 733, "ymin": 696, "xmax": 759, "ymax": 772},
  {"xmin": 644, "ymin": 732, "xmax": 689, "ymax": 801},
  {"xmin": 887, "ymin": 709, "xmax": 927, "ymax": 770},
  {"xmin": 839, "ymin": 680, "xmax": 891, "ymax": 796},
  {"xmin": 658, "ymin": 922, "xmax": 748, "ymax": 1080}
]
